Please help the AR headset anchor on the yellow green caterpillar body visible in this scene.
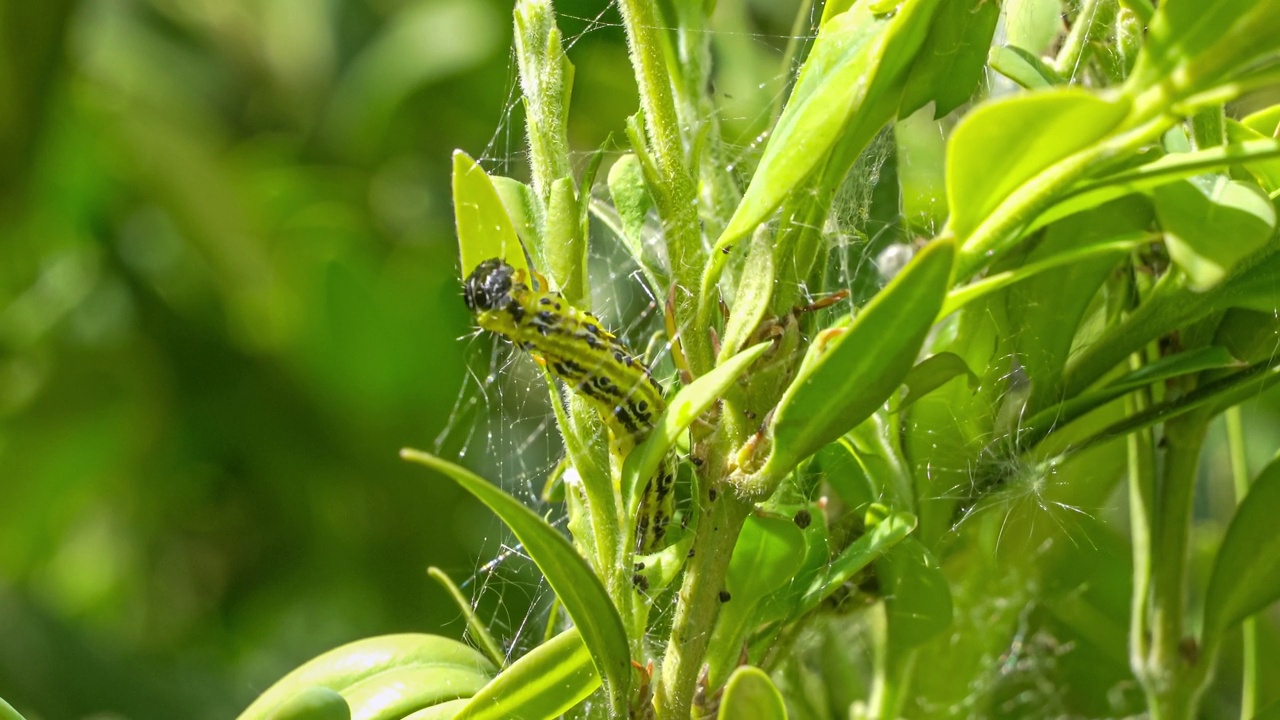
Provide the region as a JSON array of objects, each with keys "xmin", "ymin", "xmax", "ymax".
[{"xmin": 463, "ymin": 258, "xmax": 675, "ymax": 554}]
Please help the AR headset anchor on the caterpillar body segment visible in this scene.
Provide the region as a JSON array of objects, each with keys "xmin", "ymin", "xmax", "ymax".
[{"xmin": 464, "ymin": 257, "xmax": 675, "ymax": 553}]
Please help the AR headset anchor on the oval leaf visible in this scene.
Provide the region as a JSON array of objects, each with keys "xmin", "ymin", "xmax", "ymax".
[
  {"xmin": 399, "ymin": 450, "xmax": 631, "ymax": 714},
  {"xmin": 752, "ymin": 239, "xmax": 954, "ymax": 494},
  {"xmin": 715, "ymin": 0, "xmax": 940, "ymax": 253},
  {"xmin": 716, "ymin": 666, "xmax": 787, "ymax": 720},
  {"xmin": 344, "ymin": 665, "xmax": 489, "ymax": 720},
  {"xmin": 266, "ymin": 688, "xmax": 350, "ymax": 720},
  {"xmin": 1154, "ymin": 175, "xmax": 1276, "ymax": 291},
  {"xmin": 453, "ymin": 150, "xmax": 527, "ymax": 280},
  {"xmin": 239, "ymin": 635, "xmax": 495, "ymax": 720},
  {"xmin": 1203, "ymin": 454, "xmax": 1280, "ymax": 641},
  {"xmin": 456, "ymin": 628, "xmax": 598, "ymax": 720},
  {"xmin": 947, "ymin": 88, "xmax": 1129, "ymax": 243}
]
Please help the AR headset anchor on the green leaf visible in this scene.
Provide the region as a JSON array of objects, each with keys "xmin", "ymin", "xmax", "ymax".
[
  {"xmin": 342, "ymin": 665, "xmax": 490, "ymax": 720},
  {"xmin": 401, "ymin": 699, "xmax": 471, "ymax": 720},
  {"xmin": 238, "ymin": 635, "xmax": 496, "ymax": 720},
  {"xmin": 892, "ymin": 352, "xmax": 977, "ymax": 412},
  {"xmin": 947, "ymin": 88, "xmax": 1129, "ymax": 244},
  {"xmin": 1019, "ymin": 346, "xmax": 1242, "ymax": 449},
  {"xmin": 456, "ymin": 629, "xmax": 598, "ymax": 720},
  {"xmin": 622, "ymin": 342, "xmax": 772, "ymax": 516},
  {"xmin": 1129, "ymin": 0, "xmax": 1280, "ymax": 101},
  {"xmin": 877, "ymin": 536, "xmax": 953, "ymax": 647},
  {"xmin": 266, "ymin": 688, "xmax": 350, "ymax": 720},
  {"xmin": 490, "ymin": 176, "xmax": 543, "ymax": 260},
  {"xmin": 749, "ymin": 239, "xmax": 953, "ymax": 495},
  {"xmin": 0, "ymin": 697, "xmax": 27, "ymax": 720},
  {"xmin": 1154, "ymin": 176, "xmax": 1276, "ymax": 291},
  {"xmin": 1035, "ymin": 138, "xmax": 1280, "ymax": 231},
  {"xmin": 1203, "ymin": 455, "xmax": 1280, "ymax": 644},
  {"xmin": 1225, "ymin": 121, "xmax": 1280, "ymax": 194},
  {"xmin": 718, "ymin": 227, "xmax": 775, "ymax": 363},
  {"xmin": 716, "ymin": 666, "xmax": 787, "ymax": 720},
  {"xmin": 803, "ymin": 511, "xmax": 916, "ymax": 611},
  {"xmin": 607, "ymin": 154, "xmax": 655, "ymax": 258},
  {"xmin": 900, "ymin": 0, "xmax": 1000, "ymax": 118},
  {"xmin": 399, "ymin": 450, "xmax": 631, "ymax": 715},
  {"xmin": 988, "ymin": 45, "xmax": 1063, "ymax": 90},
  {"xmin": 544, "ymin": 177, "xmax": 587, "ymax": 305},
  {"xmin": 428, "ymin": 567, "xmax": 507, "ymax": 669},
  {"xmin": 453, "ymin": 151, "xmax": 527, "ymax": 279},
  {"xmin": 714, "ymin": 0, "xmax": 941, "ymax": 254}
]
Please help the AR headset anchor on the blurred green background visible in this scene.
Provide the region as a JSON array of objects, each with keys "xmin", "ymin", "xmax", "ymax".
[{"xmin": 0, "ymin": 1, "xmax": 650, "ymax": 717}]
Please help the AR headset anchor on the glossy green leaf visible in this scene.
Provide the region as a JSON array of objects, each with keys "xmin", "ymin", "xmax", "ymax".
[
  {"xmin": 543, "ymin": 177, "xmax": 586, "ymax": 305},
  {"xmin": 988, "ymin": 45, "xmax": 1063, "ymax": 89},
  {"xmin": 1035, "ymin": 138, "xmax": 1280, "ymax": 232},
  {"xmin": 1203, "ymin": 455, "xmax": 1280, "ymax": 642},
  {"xmin": 1225, "ymin": 121, "xmax": 1280, "ymax": 193},
  {"xmin": 1155, "ymin": 175, "xmax": 1276, "ymax": 291},
  {"xmin": 947, "ymin": 88, "xmax": 1129, "ymax": 243},
  {"xmin": 399, "ymin": 450, "xmax": 630, "ymax": 714},
  {"xmin": 877, "ymin": 536, "xmax": 953, "ymax": 647},
  {"xmin": 490, "ymin": 176, "xmax": 543, "ymax": 260},
  {"xmin": 803, "ymin": 511, "xmax": 916, "ymax": 610},
  {"xmin": 718, "ymin": 227, "xmax": 775, "ymax": 363},
  {"xmin": 0, "ymin": 697, "xmax": 27, "ymax": 720},
  {"xmin": 239, "ymin": 635, "xmax": 496, "ymax": 720},
  {"xmin": 714, "ymin": 0, "xmax": 940, "ymax": 254},
  {"xmin": 716, "ymin": 666, "xmax": 787, "ymax": 720},
  {"xmin": 456, "ymin": 629, "xmax": 598, "ymax": 720},
  {"xmin": 343, "ymin": 665, "xmax": 489, "ymax": 720},
  {"xmin": 707, "ymin": 514, "xmax": 806, "ymax": 686},
  {"xmin": 607, "ymin": 154, "xmax": 655, "ymax": 257},
  {"xmin": 453, "ymin": 150, "xmax": 527, "ymax": 280},
  {"xmin": 892, "ymin": 352, "xmax": 977, "ymax": 412},
  {"xmin": 750, "ymin": 240, "xmax": 953, "ymax": 495},
  {"xmin": 900, "ymin": 0, "xmax": 1000, "ymax": 118},
  {"xmin": 401, "ymin": 698, "xmax": 471, "ymax": 720},
  {"xmin": 266, "ymin": 688, "xmax": 350, "ymax": 720},
  {"xmin": 1129, "ymin": 0, "xmax": 1280, "ymax": 100},
  {"xmin": 622, "ymin": 342, "xmax": 771, "ymax": 515}
]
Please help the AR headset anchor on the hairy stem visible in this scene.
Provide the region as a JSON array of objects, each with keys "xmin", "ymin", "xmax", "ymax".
[
  {"xmin": 654, "ymin": 488, "xmax": 751, "ymax": 719},
  {"xmin": 615, "ymin": 0, "xmax": 712, "ymax": 377}
]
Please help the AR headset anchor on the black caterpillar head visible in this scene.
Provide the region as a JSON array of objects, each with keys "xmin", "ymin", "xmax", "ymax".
[{"xmin": 463, "ymin": 258, "xmax": 515, "ymax": 312}]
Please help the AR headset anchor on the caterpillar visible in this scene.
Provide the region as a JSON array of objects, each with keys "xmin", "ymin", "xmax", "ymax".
[{"xmin": 463, "ymin": 258, "xmax": 675, "ymax": 554}]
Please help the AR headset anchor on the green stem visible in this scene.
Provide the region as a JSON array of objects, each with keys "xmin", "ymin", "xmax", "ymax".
[
  {"xmin": 1052, "ymin": 0, "xmax": 1112, "ymax": 79},
  {"xmin": 615, "ymin": 0, "xmax": 712, "ymax": 377},
  {"xmin": 955, "ymin": 112, "xmax": 1177, "ymax": 280},
  {"xmin": 1126, "ymin": 384, "xmax": 1156, "ymax": 684},
  {"xmin": 1225, "ymin": 407, "xmax": 1259, "ymax": 719},
  {"xmin": 1145, "ymin": 417, "xmax": 1210, "ymax": 719},
  {"xmin": 653, "ymin": 489, "xmax": 752, "ymax": 719}
]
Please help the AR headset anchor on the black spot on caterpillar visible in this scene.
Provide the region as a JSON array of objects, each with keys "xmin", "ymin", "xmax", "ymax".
[{"xmin": 464, "ymin": 258, "xmax": 674, "ymax": 552}]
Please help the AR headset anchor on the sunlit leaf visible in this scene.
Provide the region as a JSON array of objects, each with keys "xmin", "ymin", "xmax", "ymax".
[
  {"xmin": 749, "ymin": 239, "xmax": 953, "ymax": 496},
  {"xmin": 714, "ymin": 0, "xmax": 941, "ymax": 254},
  {"xmin": 622, "ymin": 342, "xmax": 771, "ymax": 514},
  {"xmin": 456, "ymin": 629, "xmax": 598, "ymax": 720},
  {"xmin": 343, "ymin": 665, "xmax": 489, "ymax": 719},
  {"xmin": 265, "ymin": 687, "xmax": 349, "ymax": 720},
  {"xmin": 453, "ymin": 150, "xmax": 528, "ymax": 280},
  {"xmin": 947, "ymin": 88, "xmax": 1129, "ymax": 244},
  {"xmin": 900, "ymin": 0, "xmax": 1000, "ymax": 118},
  {"xmin": 716, "ymin": 666, "xmax": 786, "ymax": 720},
  {"xmin": 1154, "ymin": 176, "xmax": 1276, "ymax": 291},
  {"xmin": 399, "ymin": 450, "xmax": 630, "ymax": 714},
  {"xmin": 803, "ymin": 511, "xmax": 916, "ymax": 610},
  {"xmin": 893, "ymin": 352, "xmax": 977, "ymax": 412},
  {"xmin": 238, "ymin": 635, "xmax": 494, "ymax": 720},
  {"xmin": 988, "ymin": 45, "xmax": 1063, "ymax": 89}
]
